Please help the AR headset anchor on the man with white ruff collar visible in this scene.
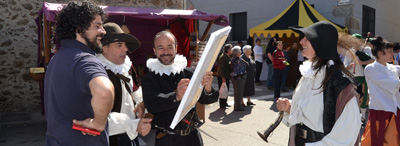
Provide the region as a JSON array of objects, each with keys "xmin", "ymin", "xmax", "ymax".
[
  {"xmin": 98, "ymin": 22, "xmax": 152, "ymax": 146},
  {"xmin": 276, "ymin": 21, "xmax": 361, "ymax": 146},
  {"xmin": 141, "ymin": 30, "xmax": 219, "ymax": 146}
]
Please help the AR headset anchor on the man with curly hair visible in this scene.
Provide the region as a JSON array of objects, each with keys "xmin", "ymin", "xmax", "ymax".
[{"xmin": 44, "ymin": 1, "xmax": 114, "ymax": 146}]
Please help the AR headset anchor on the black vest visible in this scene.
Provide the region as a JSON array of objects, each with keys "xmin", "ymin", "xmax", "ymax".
[
  {"xmin": 322, "ymin": 68, "xmax": 357, "ymax": 135},
  {"xmin": 107, "ymin": 66, "xmax": 140, "ymax": 146},
  {"xmin": 106, "ymin": 67, "xmax": 139, "ymax": 112}
]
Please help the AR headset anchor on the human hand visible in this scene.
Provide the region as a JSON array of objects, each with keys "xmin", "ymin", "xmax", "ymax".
[
  {"xmin": 137, "ymin": 118, "xmax": 152, "ymax": 136},
  {"xmin": 276, "ymin": 98, "xmax": 291, "ymax": 113},
  {"xmin": 73, "ymin": 118, "xmax": 104, "ymax": 136},
  {"xmin": 201, "ymin": 71, "xmax": 213, "ymax": 94},
  {"xmin": 133, "ymin": 102, "xmax": 145, "ymax": 119},
  {"xmin": 176, "ymin": 79, "xmax": 190, "ymax": 101}
]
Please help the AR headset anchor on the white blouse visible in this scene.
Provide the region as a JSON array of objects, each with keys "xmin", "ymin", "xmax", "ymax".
[
  {"xmin": 97, "ymin": 54, "xmax": 143, "ymax": 140},
  {"xmin": 282, "ymin": 61, "xmax": 361, "ymax": 146},
  {"xmin": 364, "ymin": 61, "xmax": 400, "ymax": 114}
]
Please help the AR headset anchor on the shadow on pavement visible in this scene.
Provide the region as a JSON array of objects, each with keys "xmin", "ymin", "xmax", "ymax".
[
  {"xmin": 219, "ymin": 106, "xmax": 254, "ymax": 125},
  {"xmin": 208, "ymin": 108, "xmax": 227, "ymax": 122},
  {"xmin": 207, "ymin": 106, "xmax": 255, "ymax": 125}
]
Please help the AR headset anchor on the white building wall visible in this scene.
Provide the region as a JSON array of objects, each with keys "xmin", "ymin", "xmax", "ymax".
[{"xmin": 192, "ymin": 0, "xmax": 400, "ymax": 42}]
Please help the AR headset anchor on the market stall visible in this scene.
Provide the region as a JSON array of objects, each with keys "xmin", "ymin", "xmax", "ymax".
[
  {"xmin": 250, "ymin": 0, "xmax": 347, "ymax": 39},
  {"xmin": 34, "ymin": 2, "xmax": 229, "ymax": 117},
  {"xmin": 249, "ymin": 0, "xmax": 347, "ymax": 83}
]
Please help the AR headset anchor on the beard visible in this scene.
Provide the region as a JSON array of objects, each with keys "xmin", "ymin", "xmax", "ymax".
[
  {"xmin": 82, "ymin": 33, "xmax": 104, "ymax": 53},
  {"xmin": 157, "ymin": 54, "xmax": 175, "ymax": 65}
]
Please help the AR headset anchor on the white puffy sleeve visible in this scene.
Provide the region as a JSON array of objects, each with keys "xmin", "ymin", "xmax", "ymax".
[{"xmin": 108, "ymin": 112, "xmax": 140, "ymax": 140}]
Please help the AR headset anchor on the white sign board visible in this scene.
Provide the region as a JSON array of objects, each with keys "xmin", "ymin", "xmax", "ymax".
[
  {"xmin": 170, "ymin": 26, "xmax": 231, "ymax": 129},
  {"xmin": 338, "ymin": 0, "xmax": 350, "ymax": 5}
]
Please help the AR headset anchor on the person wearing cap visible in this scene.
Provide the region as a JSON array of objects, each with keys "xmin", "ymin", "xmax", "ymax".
[
  {"xmin": 276, "ymin": 21, "xmax": 361, "ymax": 146},
  {"xmin": 141, "ymin": 30, "xmax": 218, "ymax": 146},
  {"xmin": 44, "ymin": 1, "xmax": 113, "ymax": 145},
  {"xmin": 97, "ymin": 22, "xmax": 152, "ymax": 146},
  {"xmin": 343, "ymin": 33, "xmax": 374, "ymax": 126}
]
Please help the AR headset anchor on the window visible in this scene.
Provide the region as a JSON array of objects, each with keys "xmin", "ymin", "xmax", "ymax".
[
  {"xmin": 362, "ymin": 5, "xmax": 375, "ymax": 38},
  {"xmin": 229, "ymin": 12, "xmax": 247, "ymax": 42}
]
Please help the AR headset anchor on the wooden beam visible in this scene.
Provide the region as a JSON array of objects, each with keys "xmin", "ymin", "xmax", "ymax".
[
  {"xmin": 200, "ymin": 20, "xmax": 214, "ymax": 42},
  {"xmin": 44, "ymin": 15, "xmax": 50, "ymax": 64}
]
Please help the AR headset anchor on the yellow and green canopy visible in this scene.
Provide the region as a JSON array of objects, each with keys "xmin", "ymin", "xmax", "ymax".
[{"xmin": 250, "ymin": 0, "xmax": 348, "ymax": 38}]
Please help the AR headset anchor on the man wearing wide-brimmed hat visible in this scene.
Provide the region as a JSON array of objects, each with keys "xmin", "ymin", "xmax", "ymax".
[
  {"xmin": 276, "ymin": 21, "xmax": 361, "ymax": 146},
  {"xmin": 97, "ymin": 22, "xmax": 152, "ymax": 146}
]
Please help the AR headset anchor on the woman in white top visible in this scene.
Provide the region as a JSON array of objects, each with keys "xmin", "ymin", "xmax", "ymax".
[
  {"xmin": 361, "ymin": 36, "xmax": 400, "ymax": 146},
  {"xmin": 277, "ymin": 21, "xmax": 361, "ymax": 146}
]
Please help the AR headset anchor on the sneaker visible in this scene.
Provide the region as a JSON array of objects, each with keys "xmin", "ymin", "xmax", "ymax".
[{"xmin": 247, "ymin": 102, "xmax": 256, "ymax": 106}]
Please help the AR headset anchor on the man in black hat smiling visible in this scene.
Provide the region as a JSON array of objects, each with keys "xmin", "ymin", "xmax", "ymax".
[
  {"xmin": 98, "ymin": 22, "xmax": 152, "ymax": 146},
  {"xmin": 276, "ymin": 21, "xmax": 361, "ymax": 146}
]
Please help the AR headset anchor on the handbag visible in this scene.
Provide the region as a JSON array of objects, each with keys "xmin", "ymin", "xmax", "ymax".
[{"xmin": 219, "ymin": 82, "xmax": 228, "ymax": 99}]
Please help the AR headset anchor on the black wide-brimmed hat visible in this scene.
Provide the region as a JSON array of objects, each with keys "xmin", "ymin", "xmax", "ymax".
[
  {"xmin": 290, "ymin": 21, "xmax": 340, "ymax": 61},
  {"xmin": 101, "ymin": 22, "xmax": 140, "ymax": 53}
]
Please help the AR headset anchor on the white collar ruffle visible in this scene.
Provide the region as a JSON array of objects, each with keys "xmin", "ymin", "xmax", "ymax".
[
  {"xmin": 146, "ymin": 54, "xmax": 187, "ymax": 76},
  {"xmin": 96, "ymin": 54, "xmax": 132, "ymax": 74},
  {"xmin": 299, "ymin": 60, "xmax": 334, "ymax": 78}
]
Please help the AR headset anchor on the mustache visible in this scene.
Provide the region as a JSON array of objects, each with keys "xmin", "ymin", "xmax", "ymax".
[
  {"xmin": 97, "ymin": 34, "xmax": 105, "ymax": 38},
  {"xmin": 160, "ymin": 54, "xmax": 173, "ymax": 57}
]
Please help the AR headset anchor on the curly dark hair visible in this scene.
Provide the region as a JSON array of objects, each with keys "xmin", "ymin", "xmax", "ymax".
[{"xmin": 55, "ymin": 1, "xmax": 107, "ymax": 42}]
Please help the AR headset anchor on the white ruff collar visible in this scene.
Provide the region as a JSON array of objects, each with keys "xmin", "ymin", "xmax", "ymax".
[
  {"xmin": 96, "ymin": 54, "xmax": 132, "ymax": 74},
  {"xmin": 299, "ymin": 60, "xmax": 334, "ymax": 78},
  {"xmin": 146, "ymin": 54, "xmax": 187, "ymax": 76}
]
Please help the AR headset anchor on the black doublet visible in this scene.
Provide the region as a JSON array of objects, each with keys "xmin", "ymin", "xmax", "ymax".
[
  {"xmin": 141, "ymin": 68, "xmax": 219, "ymax": 131},
  {"xmin": 106, "ymin": 67, "xmax": 140, "ymax": 113},
  {"xmin": 322, "ymin": 68, "xmax": 357, "ymax": 135},
  {"xmin": 105, "ymin": 66, "xmax": 141, "ymax": 146}
]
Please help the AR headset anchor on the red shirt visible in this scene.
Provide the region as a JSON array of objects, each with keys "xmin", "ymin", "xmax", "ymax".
[{"xmin": 273, "ymin": 49, "xmax": 286, "ymax": 70}]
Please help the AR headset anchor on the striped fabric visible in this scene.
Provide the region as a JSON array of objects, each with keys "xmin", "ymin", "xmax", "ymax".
[{"xmin": 250, "ymin": 0, "xmax": 348, "ymax": 38}]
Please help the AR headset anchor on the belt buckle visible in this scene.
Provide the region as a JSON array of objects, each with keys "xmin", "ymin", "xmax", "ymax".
[
  {"xmin": 180, "ymin": 128, "xmax": 191, "ymax": 136},
  {"xmin": 300, "ymin": 128, "xmax": 307, "ymax": 139},
  {"xmin": 298, "ymin": 127, "xmax": 307, "ymax": 139}
]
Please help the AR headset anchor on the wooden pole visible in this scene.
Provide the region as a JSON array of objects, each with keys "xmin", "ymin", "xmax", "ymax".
[
  {"xmin": 200, "ymin": 20, "xmax": 214, "ymax": 42},
  {"xmin": 44, "ymin": 15, "xmax": 50, "ymax": 64}
]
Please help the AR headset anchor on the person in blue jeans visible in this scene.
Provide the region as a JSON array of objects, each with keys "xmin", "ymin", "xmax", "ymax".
[
  {"xmin": 272, "ymin": 41, "xmax": 286, "ymax": 101},
  {"xmin": 266, "ymin": 37, "xmax": 277, "ymax": 89}
]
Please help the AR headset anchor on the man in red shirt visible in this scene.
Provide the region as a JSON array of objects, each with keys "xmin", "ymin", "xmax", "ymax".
[{"xmin": 272, "ymin": 41, "xmax": 286, "ymax": 101}]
